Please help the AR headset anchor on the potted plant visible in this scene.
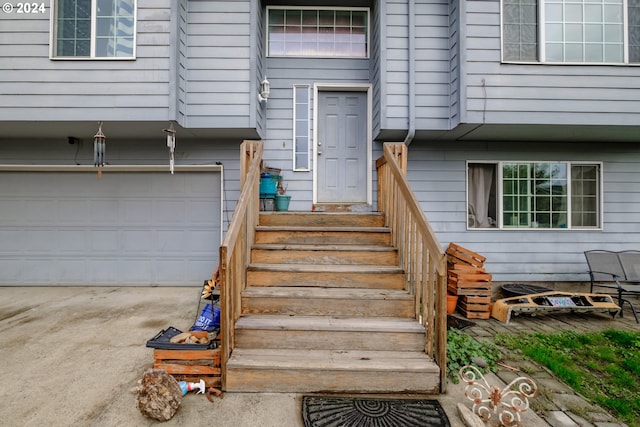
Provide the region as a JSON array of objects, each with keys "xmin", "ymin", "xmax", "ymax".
[{"xmin": 275, "ymin": 177, "xmax": 291, "ymax": 211}]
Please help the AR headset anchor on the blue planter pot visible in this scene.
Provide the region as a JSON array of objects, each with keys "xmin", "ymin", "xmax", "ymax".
[
  {"xmin": 259, "ymin": 173, "xmax": 278, "ymax": 198},
  {"xmin": 275, "ymin": 194, "xmax": 291, "ymax": 211}
]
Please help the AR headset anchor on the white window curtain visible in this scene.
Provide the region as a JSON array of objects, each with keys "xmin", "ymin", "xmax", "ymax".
[{"xmin": 468, "ymin": 164, "xmax": 496, "ymax": 228}]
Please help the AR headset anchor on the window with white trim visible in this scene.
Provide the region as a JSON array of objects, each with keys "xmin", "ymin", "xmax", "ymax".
[
  {"xmin": 467, "ymin": 161, "xmax": 601, "ymax": 229},
  {"xmin": 293, "ymin": 85, "xmax": 311, "ymax": 171},
  {"xmin": 52, "ymin": 0, "xmax": 136, "ymax": 58},
  {"xmin": 267, "ymin": 7, "xmax": 369, "ymax": 58},
  {"xmin": 503, "ymin": 0, "xmax": 640, "ymax": 63}
]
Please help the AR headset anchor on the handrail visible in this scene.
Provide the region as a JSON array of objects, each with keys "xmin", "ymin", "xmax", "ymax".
[
  {"xmin": 376, "ymin": 142, "xmax": 448, "ymax": 393},
  {"xmin": 219, "ymin": 140, "xmax": 263, "ymax": 390}
]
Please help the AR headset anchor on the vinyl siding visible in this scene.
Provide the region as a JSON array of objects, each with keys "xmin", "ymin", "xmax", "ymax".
[
  {"xmin": 383, "ymin": 0, "xmax": 409, "ymax": 132},
  {"xmin": 462, "ymin": 0, "xmax": 640, "ymax": 126},
  {"xmin": 176, "ymin": 0, "xmax": 188, "ymax": 124},
  {"xmin": 0, "ymin": 0, "xmax": 173, "ymax": 121},
  {"xmin": 448, "ymin": 0, "xmax": 461, "ymax": 128},
  {"xmin": 371, "ymin": 0, "xmax": 382, "ymax": 137},
  {"xmin": 182, "ymin": 0, "xmax": 254, "ymax": 129},
  {"xmin": 413, "ymin": 0, "xmax": 450, "ymax": 130},
  {"xmin": 263, "ymin": 58, "xmax": 370, "ymax": 211},
  {"xmin": 377, "ymin": 0, "xmax": 452, "ymax": 134},
  {"xmin": 407, "ymin": 141, "xmax": 640, "ymax": 282},
  {"xmin": 255, "ymin": 1, "xmax": 266, "ymax": 136}
]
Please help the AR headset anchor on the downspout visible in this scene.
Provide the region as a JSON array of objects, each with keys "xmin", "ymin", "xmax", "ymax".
[{"xmin": 403, "ymin": 0, "xmax": 416, "ymax": 146}]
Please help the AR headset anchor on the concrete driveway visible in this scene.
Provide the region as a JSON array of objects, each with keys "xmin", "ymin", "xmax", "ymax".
[
  {"xmin": 0, "ymin": 287, "xmax": 304, "ymax": 427},
  {"xmin": 2, "ymin": 286, "xmax": 557, "ymax": 427}
]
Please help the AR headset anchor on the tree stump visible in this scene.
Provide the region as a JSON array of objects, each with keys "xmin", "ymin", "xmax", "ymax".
[{"xmin": 132, "ymin": 368, "xmax": 182, "ymax": 421}]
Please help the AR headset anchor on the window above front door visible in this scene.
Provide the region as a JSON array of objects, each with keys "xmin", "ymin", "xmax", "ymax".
[{"xmin": 267, "ymin": 7, "xmax": 369, "ymax": 58}]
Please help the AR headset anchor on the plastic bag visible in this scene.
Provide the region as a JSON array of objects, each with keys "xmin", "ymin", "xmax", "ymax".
[{"xmin": 190, "ymin": 304, "xmax": 220, "ymax": 332}]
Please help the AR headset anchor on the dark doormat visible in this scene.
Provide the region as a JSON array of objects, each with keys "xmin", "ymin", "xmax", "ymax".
[{"xmin": 302, "ymin": 396, "xmax": 451, "ymax": 427}]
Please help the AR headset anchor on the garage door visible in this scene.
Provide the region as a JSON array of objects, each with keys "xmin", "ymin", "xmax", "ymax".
[{"xmin": 0, "ymin": 167, "xmax": 222, "ymax": 286}]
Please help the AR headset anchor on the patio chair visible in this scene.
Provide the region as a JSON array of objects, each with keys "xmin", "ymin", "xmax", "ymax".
[{"xmin": 584, "ymin": 250, "xmax": 640, "ymax": 323}]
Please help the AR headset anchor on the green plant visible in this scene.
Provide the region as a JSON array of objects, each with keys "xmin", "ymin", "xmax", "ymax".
[
  {"xmin": 496, "ymin": 329, "xmax": 640, "ymax": 426},
  {"xmin": 447, "ymin": 328, "xmax": 501, "ymax": 384}
]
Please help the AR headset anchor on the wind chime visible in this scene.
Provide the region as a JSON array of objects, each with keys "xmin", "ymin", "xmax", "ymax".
[
  {"xmin": 164, "ymin": 123, "xmax": 176, "ymax": 174},
  {"xmin": 94, "ymin": 122, "xmax": 106, "ymax": 179}
]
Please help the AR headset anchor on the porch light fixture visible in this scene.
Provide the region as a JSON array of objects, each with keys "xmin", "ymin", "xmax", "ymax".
[
  {"xmin": 258, "ymin": 76, "xmax": 270, "ymax": 103},
  {"xmin": 163, "ymin": 123, "xmax": 176, "ymax": 174},
  {"xmin": 93, "ymin": 121, "xmax": 106, "ymax": 179}
]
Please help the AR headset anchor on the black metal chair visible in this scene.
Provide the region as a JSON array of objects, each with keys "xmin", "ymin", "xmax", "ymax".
[{"xmin": 585, "ymin": 250, "xmax": 639, "ymax": 323}]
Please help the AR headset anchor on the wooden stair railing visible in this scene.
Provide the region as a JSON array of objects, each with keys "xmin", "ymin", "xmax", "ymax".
[
  {"xmin": 376, "ymin": 142, "xmax": 448, "ymax": 393},
  {"xmin": 219, "ymin": 140, "xmax": 263, "ymax": 391}
]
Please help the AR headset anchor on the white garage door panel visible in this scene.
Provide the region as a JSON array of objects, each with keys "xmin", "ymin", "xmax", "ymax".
[{"xmin": 0, "ymin": 171, "xmax": 221, "ymax": 286}]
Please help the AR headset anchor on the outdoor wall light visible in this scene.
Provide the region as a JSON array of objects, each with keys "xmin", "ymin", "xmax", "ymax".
[
  {"xmin": 258, "ymin": 76, "xmax": 270, "ymax": 103},
  {"xmin": 93, "ymin": 121, "xmax": 106, "ymax": 179}
]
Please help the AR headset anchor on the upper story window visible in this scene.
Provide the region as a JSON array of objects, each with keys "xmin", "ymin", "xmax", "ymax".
[
  {"xmin": 503, "ymin": 0, "xmax": 640, "ymax": 64},
  {"xmin": 468, "ymin": 161, "xmax": 602, "ymax": 229},
  {"xmin": 267, "ymin": 7, "xmax": 369, "ymax": 58},
  {"xmin": 52, "ymin": 0, "xmax": 136, "ymax": 59}
]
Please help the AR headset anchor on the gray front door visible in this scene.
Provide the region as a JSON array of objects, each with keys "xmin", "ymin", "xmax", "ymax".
[{"xmin": 317, "ymin": 91, "xmax": 368, "ymax": 204}]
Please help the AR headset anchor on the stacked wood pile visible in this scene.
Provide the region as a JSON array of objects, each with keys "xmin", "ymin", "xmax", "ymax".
[{"xmin": 446, "ymin": 243, "xmax": 492, "ymax": 319}]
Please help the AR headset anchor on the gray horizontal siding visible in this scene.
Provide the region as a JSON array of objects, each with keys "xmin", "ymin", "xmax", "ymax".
[
  {"xmin": 176, "ymin": 0, "xmax": 188, "ymax": 124},
  {"xmin": 461, "ymin": 0, "xmax": 640, "ymax": 126},
  {"xmin": 378, "ymin": 0, "xmax": 451, "ymax": 133},
  {"xmin": 262, "ymin": 58, "xmax": 371, "ymax": 210},
  {"xmin": 183, "ymin": 0, "xmax": 253, "ymax": 129},
  {"xmin": 380, "ymin": 0, "xmax": 408, "ymax": 132},
  {"xmin": 407, "ymin": 141, "xmax": 640, "ymax": 282},
  {"xmin": 0, "ymin": 0, "xmax": 173, "ymax": 122},
  {"xmin": 449, "ymin": 0, "xmax": 461, "ymax": 128},
  {"xmin": 371, "ymin": 0, "xmax": 382, "ymax": 137}
]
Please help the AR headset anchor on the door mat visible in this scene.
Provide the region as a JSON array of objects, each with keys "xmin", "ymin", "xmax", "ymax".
[{"xmin": 302, "ymin": 396, "xmax": 450, "ymax": 427}]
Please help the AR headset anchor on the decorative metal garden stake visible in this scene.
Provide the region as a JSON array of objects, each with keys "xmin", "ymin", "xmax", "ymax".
[
  {"xmin": 458, "ymin": 365, "xmax": 537, "ymax": 427},
  {"xmin": 93, "ymin": 121, "xmax": 106, "ymax": 179}
]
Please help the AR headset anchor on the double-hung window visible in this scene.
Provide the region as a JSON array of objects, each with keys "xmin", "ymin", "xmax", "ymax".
[
  {"xmin": 267, "ymin": 7, "xmax": 369, "ymax": 58},
  {"xmin": 467, "ymin": 161, "xmax": 602, "ymax": 229},
  {"xmin": 52, "ymin": 0, "xmax": 136, "ymax": 59},
  {"xmin": 503, "ymin": 0, "xmax": 640, "ymax": 63}
]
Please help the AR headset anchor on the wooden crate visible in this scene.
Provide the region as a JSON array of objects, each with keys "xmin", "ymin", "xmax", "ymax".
[
  {"xmin": 446, "ymin": 242, "xmax": 486, "ymax": 269},
  {"xmin": 153, "ymin": 332, "xmax": 221, "ymax": 388},
  {"xmin": 458, "ymin": 296, "xmax": 492, "ymax": 319},
  {"xmin": 446, "ymin": 243, "xmax": 492, "ymax": 319}
]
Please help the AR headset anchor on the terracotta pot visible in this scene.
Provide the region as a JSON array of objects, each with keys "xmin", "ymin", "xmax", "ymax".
[{"xmin": 446, "ymin": 294, "xmax": 458, "ymax": 314}]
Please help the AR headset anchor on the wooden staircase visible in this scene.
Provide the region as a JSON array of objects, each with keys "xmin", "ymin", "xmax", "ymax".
[{"xmin": 224, "ymin": 212, "xmax": 440, "ymax": 393}]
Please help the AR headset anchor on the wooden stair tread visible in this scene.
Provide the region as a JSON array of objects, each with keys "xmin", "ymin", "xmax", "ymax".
[
  {"xmin": 259, "ymin": 212, "xmax": 386, "ymax": 227},
  {"xmin": 247, "ymin": 263, "xmax": 403, "ymax": 273},
  {"xmin": 227, "ymin": 348, "xmax": 438, "ymax": 372},
  {"xmin": 252, "ymin": 243, "xmax": 396, "ymax": 252},
  {"xmin": 242, "ymin": 286, "xmax": 413, "ymax": 300},
  {"xmin": 256, "ymin": 226, "xmax": 389, "ymax": 232},
  {"xmin": 260, "ymin": 212, "xmax": 384, "ymax": 217},
  {"xmin": 235, "ymin": 315, "xmax": 425, "ymax": 333}
]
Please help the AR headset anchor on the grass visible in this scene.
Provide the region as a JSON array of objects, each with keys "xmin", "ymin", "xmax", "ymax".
[{"xmin": 496, "ymin": 329, "xmax": 640, "ymax": 427}]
